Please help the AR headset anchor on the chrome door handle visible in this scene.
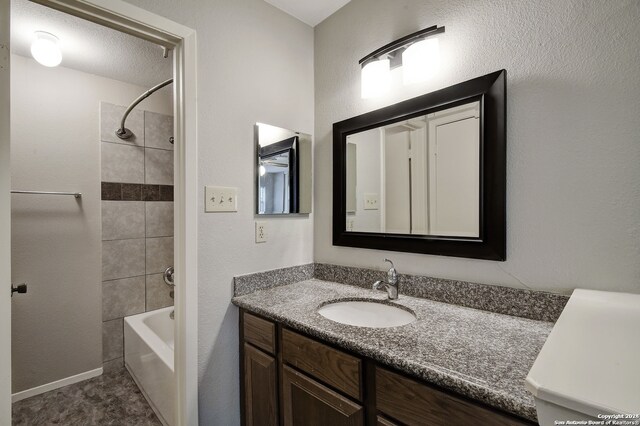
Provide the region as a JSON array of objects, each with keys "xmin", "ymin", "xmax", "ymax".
[
  {"xmin": 11, "ymin": 283, "xmax": 27, "ymax": 297},
  {"xmin": 163, "ymin": 267, "xmax": 175, "ymax": 287}
]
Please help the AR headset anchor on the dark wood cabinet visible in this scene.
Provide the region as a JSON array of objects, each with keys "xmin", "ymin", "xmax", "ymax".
[
  {"xmin": 240, "ymin": 309, "xmax": 535, "ymax": 426},
  {"xmin": 376, "ymin": 415, "xmax": 399, "ymax": 426},
  {"xmin": 282, "ymin": 328, "xmax": 362, "ymax": 400},
  {"xmin": 282, "ymin": 365, "xmax": 364, "ymax": 426},
  {"xmin": 244, "ymin": 311, "xmax": 276, "ymax": 354},
  {"xmin": 376, "ymin": 367, "xmax": 531, "ymax": 426},
  {"xmin": 243, "ymin": 343, "xmax": 278, "ymax": 426}
]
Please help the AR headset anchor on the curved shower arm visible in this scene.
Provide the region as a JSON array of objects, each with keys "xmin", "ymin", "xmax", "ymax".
[{"xmin": 116, "ymin": 78, "xmax": 173, "ymax": 139}]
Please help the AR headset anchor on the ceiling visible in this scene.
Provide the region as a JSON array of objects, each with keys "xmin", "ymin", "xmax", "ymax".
[
  {"xmin": 10, "ymin": 0, "xmax": 348, "ymax": 87},
  {"xmin": 263, "ymin": 0, "xmax": 352, "ymax": 27},
  {"xmin": 10, "ymin": 0, "xmax": 172, "ymax": 88}
]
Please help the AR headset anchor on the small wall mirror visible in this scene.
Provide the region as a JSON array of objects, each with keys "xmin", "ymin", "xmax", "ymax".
[
  {"xmin": 255, "ymin": 123, "xmax": 312, "ymax": 215},
  {"xmin": 333, "ymin": 70, "xmax": 506, "ymax": 260}
]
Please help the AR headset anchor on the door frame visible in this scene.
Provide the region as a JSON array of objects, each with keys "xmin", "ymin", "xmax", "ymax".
[
  {"xmin": 1, "ymin": 0, "xmax": 12, "ymax": 422},
  {"xmin": 26, "ymin": 0, "xmax": 199, "ymax": 424}
]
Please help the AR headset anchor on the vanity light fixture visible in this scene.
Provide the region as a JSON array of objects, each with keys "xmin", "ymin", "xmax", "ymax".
[
  {"xmin": 360, "ymin": 25, "xmax": 444, "ymax": 98},
  {"xmin": 402, "ymin": 37, "xmax": 440, "ymax": 84},
  {"xmin": 361, "ymin": 58, "xmax": 391, "ymax": 99},
  {"xmin": 31, "ymin": 31, "xmax": 62, "ymax": 67}
]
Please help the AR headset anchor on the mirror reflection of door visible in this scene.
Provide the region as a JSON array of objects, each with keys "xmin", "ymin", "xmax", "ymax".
[
  {"xmin": 345, "ymin": 100, "xmax": 480, "ymax": 237},
  {"xmin": 259, "ymin": 151, "xmax": 291, "ymax": 214}
]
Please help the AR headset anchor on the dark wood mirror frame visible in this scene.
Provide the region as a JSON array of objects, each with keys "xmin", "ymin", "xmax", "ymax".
[{"xmin": 332, "ymin": 70, "xmax": 506, "ymax": 261}]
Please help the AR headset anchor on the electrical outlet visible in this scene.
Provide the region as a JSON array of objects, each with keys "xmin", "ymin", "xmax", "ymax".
[
  {"xmin": 205, "ymin": 186, "xmax": 238, "ymax": 212},
  {"xmin": 255, "ymin": 221, "xmax": 267, "ymax": 243},
  {"xmin": 363, "ymin": 193, "xmax": 379, "ymax": 210},
  {"xmin": 347, "ymin": 218, "xmax": 355, "ymax": 231}
]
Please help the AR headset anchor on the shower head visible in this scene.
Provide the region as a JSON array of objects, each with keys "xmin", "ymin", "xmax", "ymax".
[{"xmin": 115, "ymin": 78, "xmax": 173, "ymax": 140}]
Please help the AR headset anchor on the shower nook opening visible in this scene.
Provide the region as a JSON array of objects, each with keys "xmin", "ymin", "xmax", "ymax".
[{"xmin": 2, "ymin": 1, "xmax": 198, "ymax": 425}]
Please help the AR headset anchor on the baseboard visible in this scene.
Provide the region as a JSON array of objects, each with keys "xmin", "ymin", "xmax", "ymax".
[{"xmin": 12, "ymin": 367, "xmax": 103, "ymax": 403}]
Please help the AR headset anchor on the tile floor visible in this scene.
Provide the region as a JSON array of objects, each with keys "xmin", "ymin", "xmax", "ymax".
[{"xmin": 12, "ymin": 367, "xmax": 161, "ymax": 426}]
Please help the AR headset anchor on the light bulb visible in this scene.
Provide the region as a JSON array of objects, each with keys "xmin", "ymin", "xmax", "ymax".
[
  {"xmin": 361, "ymin": 59, "xmax": 391, "ymax": 99},
  {"xmin": 31, "ymin": 31, "xmax": 62, "ymax": 67},
  {"xmin": 402, "ymin": 37, "xmax": 440, "ymax": 85},
  {"xmin": 259, "ymin": 165, "xmax": 266, "ymax": 176}
]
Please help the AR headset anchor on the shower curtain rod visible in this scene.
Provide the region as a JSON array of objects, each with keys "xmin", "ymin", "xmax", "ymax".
[{"xmin": 115, "ymin": 78, "xmax": 173, "ymax": 140}]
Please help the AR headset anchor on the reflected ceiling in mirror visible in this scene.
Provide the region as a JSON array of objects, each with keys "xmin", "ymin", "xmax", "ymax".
[
  {"xmin": 346, "ymin": 101, "xmax": 480, "ymax": 237},
  {"xmin": 256, "ymin": 123, "xmax": 312, "ymax": 215}
]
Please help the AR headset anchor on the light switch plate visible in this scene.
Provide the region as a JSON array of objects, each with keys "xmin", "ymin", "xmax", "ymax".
[
  {"xmin": 205, "ymin": 186, "xmax": 238, "ymax": 212},
  {"xmin": 255, "ymin": 221, "xmax": 267, "ymax": 243},
  {"xmin": 363, "ymin": 193, "xmax": 379, "ymax": 210}
]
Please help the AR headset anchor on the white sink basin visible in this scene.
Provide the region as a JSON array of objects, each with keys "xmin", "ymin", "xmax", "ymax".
[{"xmin": 317, "ymin": 300, "xmax": 416, "ymax": 328}]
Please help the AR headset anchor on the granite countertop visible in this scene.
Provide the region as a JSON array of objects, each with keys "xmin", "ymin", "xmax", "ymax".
[{"xmin": 232, "ymin": 279, "xmax": 554, "ymax": 422}]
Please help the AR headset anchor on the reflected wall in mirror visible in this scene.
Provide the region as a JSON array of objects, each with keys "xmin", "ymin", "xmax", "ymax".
[
  {"xmin": 346, "ymin": 101, "xmax": 480, "ymax": 237},
  {"xmin": 256, "ymin": 123, "xmax": 312, "ymax": 215},
  {"xmin": 333, "ymin": 70, "xmax": 506, "ymax": 260}
]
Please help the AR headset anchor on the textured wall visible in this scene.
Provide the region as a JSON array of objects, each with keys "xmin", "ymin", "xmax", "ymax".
[
  {"xmin": 122, "ymin": 1, "xmax": 315, "ymax": 424},
  {"xmin": 10, "ymin": 54, "xmax": 172, "ymax": 393},
  {"xmin": 314, "ymin": 0, "xmax": 640, "ymax": 294}
]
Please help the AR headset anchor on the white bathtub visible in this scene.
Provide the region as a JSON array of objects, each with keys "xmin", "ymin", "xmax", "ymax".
[{"xmin": 124, "ymin": 307, "xmax": 175, "ymax": 426}]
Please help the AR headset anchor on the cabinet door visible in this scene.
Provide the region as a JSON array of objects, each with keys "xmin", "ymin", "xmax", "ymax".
[
  {"xmin": 282, "ymin": 365, "xmax": 364, "ymax": 426},
  {"xmin": 244, "ymin": 343, "xmax": 278, "ymax": 426}
]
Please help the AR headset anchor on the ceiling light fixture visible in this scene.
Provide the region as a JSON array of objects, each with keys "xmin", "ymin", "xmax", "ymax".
[
  {"xmin": 31, "ymin": 31, "xmax": 62, "ymax": 67},
  {"xmin": 360, "ymin": 25, "xmax": 444, "ymax": 98}
]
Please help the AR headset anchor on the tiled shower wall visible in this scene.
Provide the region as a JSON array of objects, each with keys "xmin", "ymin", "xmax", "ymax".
[{"xmin": 100, "ymin": 102, "xmax": 174, "ymax": 369}]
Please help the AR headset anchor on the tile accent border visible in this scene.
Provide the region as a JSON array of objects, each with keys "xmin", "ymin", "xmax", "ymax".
[
  {"xmin": 101, "ymin": 182, "xmax": 173, "ymax": 201},
  {"xmin": 234, "ymin": 264, "xmax": 315, "ymax": 296},
  {"xmin": 234, "ymin": 263, "xmax": 570, "ymax": 322}
]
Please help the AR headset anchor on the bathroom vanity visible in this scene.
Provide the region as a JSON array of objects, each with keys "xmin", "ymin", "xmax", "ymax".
[{"xmin": 233, "ymin": 275, "xmax": 561, "ymax": 425}]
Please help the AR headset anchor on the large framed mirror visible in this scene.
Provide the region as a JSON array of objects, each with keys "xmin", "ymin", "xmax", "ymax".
[
  {"xmin": 255, "ymin": 123, "xmax": 312, "ymax": 215},
  {"xmin": 333, "ymin": 70, "xmax": 506, "ymax": 260}
]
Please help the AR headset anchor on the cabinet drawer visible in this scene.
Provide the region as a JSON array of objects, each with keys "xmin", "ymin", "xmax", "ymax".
[
  {"xmin": 282, "ymin": 365, "xmax": 363, "ymax": 426},
  {"xmin": 243, "ymin": 312, "xmax": 276, "ymax": 354},
  {"xmin": 282, "ymin": 328, "xmax": 361, "ymax": 400},
  {"xmin": 376, "ymin": 367, "xmax": 531, "ymax": 426}
]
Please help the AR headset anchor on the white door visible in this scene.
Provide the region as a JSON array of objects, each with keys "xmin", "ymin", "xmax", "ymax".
[
  {"xmin": 430, "ymin": 117, "xmax": 479, "ymax": 236},
  {"xmin": 0, "ymin": 0, "xmax": 13, "ymax": 422},
  {"xmin": 427, "ymin": 102, "xmax": 480, "ymax": 237}
]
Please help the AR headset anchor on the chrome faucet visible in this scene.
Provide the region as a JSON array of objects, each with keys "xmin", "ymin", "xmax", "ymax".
[{"xmin": 373, "ymin": 259, "xmax": 399, "ymax": 300}]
